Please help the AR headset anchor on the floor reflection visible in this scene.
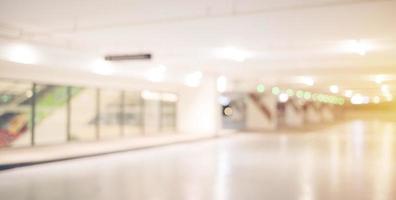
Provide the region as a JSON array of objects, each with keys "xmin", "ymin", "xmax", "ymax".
[{"xmin": 0, "ymin": 120, "xmax": 396, "ymax": 200}]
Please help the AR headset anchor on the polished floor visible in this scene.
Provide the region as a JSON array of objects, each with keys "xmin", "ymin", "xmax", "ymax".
[{"xmin": 0, "ymin": 120, "xmax": 396, "ymax": 200}]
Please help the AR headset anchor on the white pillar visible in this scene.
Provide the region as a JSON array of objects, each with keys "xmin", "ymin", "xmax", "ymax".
[{"xmin": 177, "ymin": 77, "xmax": 220, "ymax": 135}]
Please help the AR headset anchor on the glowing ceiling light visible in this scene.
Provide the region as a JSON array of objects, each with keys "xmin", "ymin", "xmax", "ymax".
[
  {"xmin": 299, "ymin": 76, "xmax": 314, "ymax": 86},
  {"xmin": 374, "ymin": 75, "xmax": 386, "ymax": 84},
  {"xmin": 286, "ymin": 89, "xmax": 294, "ymax": 97},
  {"xmin": 344, "ymin": 90, "xmax": 353, "ymax": 98},
  {"xmin": 146, "ymin": 65, "xmax": 167, "ymax": 82},
  {"xmin": 272, "ymin": 87, "xmax": 280, "ymax": 95},
  {"xmin": 278, "ymin": 93, "xmax": 289, "ymax": 103},
  {"xmin": 218, "ymin": 96, "xmax": 230, "ymax": 106},
  {"xmin": 7, "ymin": 44, "xmax": 39, "ymax": 64},
  {"xmin": 162, "ymin": 93, "xmax": 178, "ymax": 102},
  {"xmin": 217, "ymin": 76, "xmax": 227, "ymax": 93},
  {"xmin": 141, "ymin": 90, "xmax": 161, "ymax": 100},
  {"xmin": 381, "ymin": 84, "xmax": 390, "ymax": 94},
  {"xmin": 214, "ymin": 46, "xmax": 253, "ymax": 62},
  {"xmin": 303, "ymin": 91, "xmax": 312, "ymax": 100},
  {"xmin": 184, "ymin": 71, "xmax": 203, "ymax": 87},
  {"xmin": 92, "ymin": 59, "xmax": 114, "ymax": 75},
  {"xmin": 342, "ymin": 40, "xmax": 372, "ymax": 56},
  {"xmin": 351, "ymin": 94, "xmax": 369, "ymax": 105},
  {"xmin": 296, "ymin": 90, "xmax": 304, "ymax": 98},
  {"xmin": 372, "ymin": 96, "xmax": 380, "ymax": 104},
  {"xmin": 256, "ymin": 83, "xmax": 265, "ymax": 93},
  {"xmin": 351, "ymin": 94, "xmax": 363, "ymax": 104},
  {"xmin": 329, "ymin": 85, "xmax": 339, "ymax": 94}
]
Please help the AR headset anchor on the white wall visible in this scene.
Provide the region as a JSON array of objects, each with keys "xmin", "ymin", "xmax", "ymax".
[{"xmin": 177, "ymin": 77, "xmax": 219, "ymax": 135}]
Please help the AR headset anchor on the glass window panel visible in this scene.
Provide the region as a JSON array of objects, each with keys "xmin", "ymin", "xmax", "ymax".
[
  {"xmin": 99, "ymin": 90, "xmax": 121, "ymax": 139},
  {"xmin": 70, "ymin": 87, "xmax": 96, "ymax": 141},
  {"xmin": 143, "ymin": 99, "xmax": 160, "ymax": 134},
  {"xmin": 160, "ymin": 100, "xmax": 177, "ymax": 132},
  {"xmin": 124, "ymin": 91, "xmax": 143, "ymax": 136},
  {"xmin": 35, "ymin": 85, "xmax": 67, "ymax": 145},
  {"xmin": 0, "ymin": 80, "xmax": 32, "ymax": 148}
]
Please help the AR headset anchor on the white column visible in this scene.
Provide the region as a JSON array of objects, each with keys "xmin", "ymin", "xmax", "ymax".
[{"xmin": 177, "ymin": 77, "xmax": 220, "ymax": 135}]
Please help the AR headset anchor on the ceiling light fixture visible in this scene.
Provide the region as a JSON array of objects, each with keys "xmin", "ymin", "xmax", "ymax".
[
  {"xmin": 146, "ymin": 65, "xmax": 167, "ymax": 82},
  {"xmin": 162, "ymin": 93, "xmax": 178, "ymax": 102},
  {"xmin": 184, "ymin": 71, "xmax": 203, "ymax": 87},
  {"xmin": 278, "ymin": 93, "xmax": 289, "ymax": 103},
  {"xmin": 298, "ymin": 76, "xmax": 314, "ymax": 86},
  {"xmin": 342, "ymin": 40, "xmax": 372, "ymax": 56},
  {"xmin": 256, "ymin": 83, "xmax": 265, "ymax": 93},
  {"xmin": 92, "ymin": 59, "xmax": 114, "ymax": 75},
  {"xmin": 141, "ymin": 90, "xmax": 161, "ymax": 100},
  {"xmin": 6, "ymin": 44, "xmax": 39, "ymax": 64},
  {"xmin": 329, "ymin": 85, "xmax": 339, "ymax": 94},
  {"xmin": 351, "ymin": 94, "xmax": 369, "ymax": 105},
  {"xmin": 374, "ymin": 75, "xmax": 386, "ymax": 84},
  {"xmin": 214, "ymin": 46, "xmax": 253, "ymax": 62},
  {"xmin": 344, "ymin": 90, "xmax": 353, "ymax": 98},
  {"xmin": 372, "ymin": 96, "xmax": 380, "ymax": 104},
  {"xmin": 381, "ymin": 84, "xmax": 390, "ymax": 95},
  {"xmin": 104, "ymin": 53, "xmax": 151, "ymax": 61}
]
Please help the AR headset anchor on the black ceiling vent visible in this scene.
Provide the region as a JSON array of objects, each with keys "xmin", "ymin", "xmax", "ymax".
[{"xmin": 104, "ymin": 53, "xmax": 152, "ymax": 61}]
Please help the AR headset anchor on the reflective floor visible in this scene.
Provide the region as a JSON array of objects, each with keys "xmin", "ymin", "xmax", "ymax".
[{"xmin": 1, "ymin": 120, "xmax": 396, "ymax": 200}]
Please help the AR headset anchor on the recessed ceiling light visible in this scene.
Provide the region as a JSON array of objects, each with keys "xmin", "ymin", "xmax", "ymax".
[
  {"xmin": 329, "ymin": 85, "xmax": 339, "ymax": 94},
  {"xmin": 342, "ymin": 40, "xmax": 372, "ymax": 56},
  {"xmin": 6, "ymin": 44, "xmax": 39, "ymax": 64},
  {"xmin": 218, "ymin": 96, "xmax": 231, "ymax": 106},
  {"xmin": 298, "ymin": 76, "xmax": 314, "ymax": 86},
  {"xmin": 162, "ymin": 93, "xmax": 178, "ymax": 102},
  {"xmin": 214, "ymin": 46, "xmax": 253, "ymax": 62},
  {"xmin": 141, "ymin": 90, "xmax": 161, "ymax": 100},
  {"xmin": 351, "ymin": 94, "xmax": 369, "ymax": 105},
  {"xmin": 92, "ymin": 59, "xmax": 114, "ymax": 75},
  {"xmin": 184, "ymin": 71, "xmax": 203, "ymax": 87},
  {"xmin": 344, "ymin": 90, "xmax": 353, "ymax": 98},
  {"xmin": 286, "ymin": 89, "xmax": 294, "ymax": 97},
  {"xmin": 278, "ymin": 93, "xmax": 289, "ymax": 103},
  {"xmin": 372, "ymin": 96, "xmax": 380, "ymax": 104},
  {"xmin": 374, "ymin": 75, "xmax": 386, "ymax": 84},
  {"xmin": 145, "ymin": 65, "xmax": 167, "ymax": 82},
  {"xmin": 272, "ymin": 87, "xmax": 281, "ymax": 95},
  {"xmin": 381, "ymin": 84, "xmax": 390, "ymax": 94},
  {"xmin": 256, "ymin": 83, "xmax": 265, "ymax": 93}
]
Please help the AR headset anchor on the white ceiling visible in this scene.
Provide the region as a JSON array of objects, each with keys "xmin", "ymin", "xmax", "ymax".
[{"xmin": 0, "ymin": 0, "xmax": 396, "ymax": 95}]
